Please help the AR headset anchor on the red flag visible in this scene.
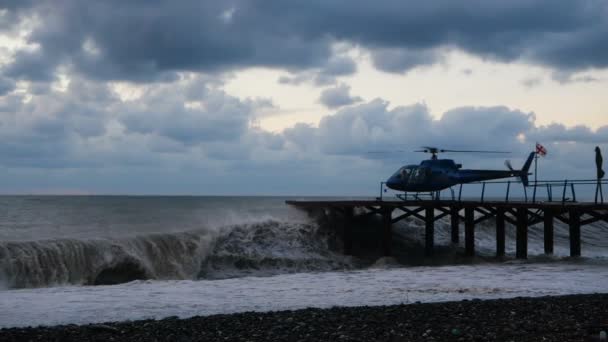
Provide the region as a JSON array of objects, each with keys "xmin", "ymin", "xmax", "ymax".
[{"xmin": 536, "ymin": 142, "xmax": 547, "ymax": 156}]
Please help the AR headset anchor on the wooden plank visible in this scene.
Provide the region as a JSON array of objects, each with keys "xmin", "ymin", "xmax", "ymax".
[
  {"xmin": 285, "ymin": 200, "xmax": 608, "ymax": 211},
  {"xmin": 580, "ymin": 210, "xmax": 608, "ymax": 225},
  {"xmin": 392, "ymin": 206, "xmax": 425, "ymax": 224}
]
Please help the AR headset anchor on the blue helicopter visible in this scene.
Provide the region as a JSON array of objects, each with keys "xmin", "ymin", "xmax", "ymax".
[{"xmin": 385, "ymin": 147, "xmax": 535, "ymax": 193}]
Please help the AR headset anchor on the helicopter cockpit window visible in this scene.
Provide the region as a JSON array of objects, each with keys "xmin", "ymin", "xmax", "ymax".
[
  {"xmin": 399, "ymin": 168, "xmax": 411, "ymax": 181},
  {"xmin": 409, "ymin": 167, "xmax": 430, "ymax": 184}
]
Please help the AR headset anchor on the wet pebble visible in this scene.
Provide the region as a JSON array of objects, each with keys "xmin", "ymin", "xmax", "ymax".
[{"xmin": 1, "ymin": 294, "xmax": 607, "ymax": 342}]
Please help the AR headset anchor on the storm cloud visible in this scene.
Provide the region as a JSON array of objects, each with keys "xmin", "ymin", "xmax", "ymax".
[
  {"xmin": 319, "ymin": 84, "xmax": 363, "ymax": 109},
  {"xmin": 2, "ymin": 0, "xmax": 607, "ymax": 82},
  {"xmin": 0, "ymin": 1, "xmax": 606, "ymax": 195}
]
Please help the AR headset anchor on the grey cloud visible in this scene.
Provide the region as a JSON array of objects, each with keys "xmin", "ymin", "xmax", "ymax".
[
  {"xmin": 521, "ymin": 77, "xmax": 542, "ymax": 88},
  {"xmin": 120, "ymin": 89, "xmax": 260, "ymax": 144},
  {"xmin": 283, "ymin": 123, "xmax": 318, "ymax": 151},
  {"xmin": 280, "ymin": 99, "xmax": 606, "ymax": 184},
  {"xmin": 0, "ymin": 73, "xmax": 605, "ymax": 193},
  {"xmin": 277, "ymin": 56, "xmax": 357, "ymax": 86},
  {"xmin": 319, "ymin": 84, "xmax": 362, "ymax": 109},
  {"xmin": 4, "ymin": 50, "xmax": 60, "ymax": 81},
  {"xmin": 533, "ymin": 123, "xmax": 608, "ymax": 143},
  {"xmin": 0, "ymin": 74, "xmax": 275, "ymax": 169},
  {"xmin": 371, "ymin": 48, "xmax": 441, "ymax": 73},
  {"xmin": 4, "ymin": 1, "xmax": 607, "ymax": 82},
  {"xmin": 284, "ymin": 100, "xmax": 536, "ymax": 157},
  {"xmin": 322, "ymin": 56, "xmax": 357, "ymax": 76},
  {"xmin": 551, "ymin": 71, "xmax": 601, "ymax": 84},
  {"xmin": 0, "ymin": 77, "xmax": 15, "ymax": 95}
]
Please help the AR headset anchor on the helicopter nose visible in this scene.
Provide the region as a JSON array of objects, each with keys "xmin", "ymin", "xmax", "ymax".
[{"xmin": 385, "ymin": 176, "xmax": 399, "ymax": 189}]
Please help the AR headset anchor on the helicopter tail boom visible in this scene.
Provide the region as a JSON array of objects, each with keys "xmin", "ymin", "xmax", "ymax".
[{"xmin": 519, "ymin": 152, "xmax": 535, "ymax": 186}]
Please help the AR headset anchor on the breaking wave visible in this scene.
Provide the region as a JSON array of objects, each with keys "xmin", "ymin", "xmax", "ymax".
[
  {"xmin": 1, "ymin": 210, "xmax": 607, "ymax": 289},
  {"xmin": 0, "ymin": 220, "xmax": 352, "ymax": 289}
]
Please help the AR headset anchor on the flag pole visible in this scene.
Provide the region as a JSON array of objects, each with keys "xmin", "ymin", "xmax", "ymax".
[
  {"xmin": 534, "ymin": 152, "xmax": 538, "ymax": 185},
  {"xmin": 534, "ymin": 143, "xmax": 539, "ymax": 186}
]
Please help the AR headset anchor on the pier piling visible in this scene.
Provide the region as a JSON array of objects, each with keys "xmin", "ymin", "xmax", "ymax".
[
  {"xmin": 450, "ymin": 206, "xmax": 459, "ymax": 243},
  {"xmin": 516, "ymin": 207, "xmax": 528, "ymax": 259},
  {"xmin": 286, "ymin": 199, "xmax": 607, "ymax": 259},
  {"xmin": 496, "ymin": 208, "xmax": 505, "ymax": 257},
  {"xmin": 425, "ymin": 206, "xmax": 435, "ymax": 256},
  {"xmin": 465, "ymin": 207, "xmax": 475, "ymax": 257},
  {"xmin": 569, "ymin": 208, "xmax": 581, "ymax": 257},
  {"xmin": 343, "ymin": 207, "xmax": 354, "ymax": 255},
  {"xmin": 543, "ymin": 209, "xmax": 554, "ymax": 255},
  {"xmin": 382, "ymin": 207, "xmax": 393, "ymax": 256}
]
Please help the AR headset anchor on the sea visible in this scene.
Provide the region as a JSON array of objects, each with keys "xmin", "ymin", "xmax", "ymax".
[{"xmin": 0, "ymin": 196, "xmax": 607, "ymax": 328}]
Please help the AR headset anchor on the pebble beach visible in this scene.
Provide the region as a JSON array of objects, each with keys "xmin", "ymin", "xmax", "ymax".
[{"xmin": 2, "ymin": 293, "xmax": 607, "ymax": 342}]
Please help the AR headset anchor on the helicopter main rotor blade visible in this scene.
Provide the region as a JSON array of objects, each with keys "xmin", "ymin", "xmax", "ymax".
[
  {"xmin": 440, "ymin": 149, "xmax": 511, "ymax": 154},
  {"xmin": 367, "ymin": 150, "xmax": 407, "ymax": 154}
]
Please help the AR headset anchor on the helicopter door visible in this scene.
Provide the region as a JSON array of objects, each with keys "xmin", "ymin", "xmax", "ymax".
[
  {"xmin": 399, "ymin": 168, "xmax": 411, "ymax": 183},
  {"xmin": 409, "ymin": 167, "xmax": 430, "ymax": 184}
]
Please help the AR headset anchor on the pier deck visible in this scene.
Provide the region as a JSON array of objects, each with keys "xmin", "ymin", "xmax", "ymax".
[{"xmin": 286, "ymin": 199, "xmax": 608, "ymax": 258}]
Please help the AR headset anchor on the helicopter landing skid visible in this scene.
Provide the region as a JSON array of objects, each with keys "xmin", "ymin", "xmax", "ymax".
[
  {"xmin": 396, "ymin": 189, "xmax": 455, "ymax": 201},
  {"xmin": 396, "ymin": 192, "xmax": 433, "ymax": 201}
]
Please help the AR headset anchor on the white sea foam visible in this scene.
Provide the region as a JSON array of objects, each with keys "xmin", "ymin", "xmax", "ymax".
[
  {"xmin": 1, "ymin": 263, "xmax": 606, "ymax": 328},
  {"xmin": 0, "ymin": 196, "xmax": 606, "ymax": 328}
]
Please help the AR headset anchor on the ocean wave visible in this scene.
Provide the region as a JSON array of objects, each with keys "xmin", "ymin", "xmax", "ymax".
[
  {"xmin": 1, "ymin": 211, "xmax": 606, "ymax": 289},
  {"xmin": 0, "ymin": 220, "xmax": 351, "ymax": 289}
]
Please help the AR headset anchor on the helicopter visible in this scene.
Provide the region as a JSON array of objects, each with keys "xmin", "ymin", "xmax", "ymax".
[{"xmin": 384, "ymin": 147, "xmax": 535, "ymax": 194}]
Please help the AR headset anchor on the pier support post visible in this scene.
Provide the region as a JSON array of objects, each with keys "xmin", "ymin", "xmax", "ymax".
[
  {"xmin": 425, "ymin": 206, "xmax": 434, "ymax": 256},
  {"xmin": 516, "ymin": 207, "xmax": 528, "ymax": 259},
  {"xmin": 543, "ymin": 209, "xmax": 554, "ymax": 255},
  {"xmin": 343, "ymin": 207, "xmax": 354, "ymax": 255},
  {"xmin": 450, "ymin": 206, "xmax": 459, "ymax": 243},
  {"xmin": 496, "ymin": 208, "xmax": 505, "ymax": 258},
  {"xmin": 569, "ymin": 209, "xmax": 581, "ymax": 257},
  {"xmin": 465, "ymin": 207, "xmax": 475, "ymax": 257},
  {"xmin": 382, "ymin": 207, "xmax": 393, "ymax": 257}
]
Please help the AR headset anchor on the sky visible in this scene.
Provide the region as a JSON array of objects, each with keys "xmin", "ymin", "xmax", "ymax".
[{"xmin": 0, "ymin": 0, "xmax": 606, "ymax": 195}]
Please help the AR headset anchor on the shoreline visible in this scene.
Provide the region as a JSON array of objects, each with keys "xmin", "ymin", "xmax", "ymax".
[{"xmin": 1, "ymin": 293, "xmax": 607, "ymax": 341}]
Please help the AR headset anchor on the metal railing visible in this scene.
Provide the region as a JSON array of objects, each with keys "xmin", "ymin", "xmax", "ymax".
[{"xmin": 380, "ymin": 178, "xmax": 607, "ymax": 204}]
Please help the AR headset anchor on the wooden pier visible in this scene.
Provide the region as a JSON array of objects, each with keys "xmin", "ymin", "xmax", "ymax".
[{"xmin": 286, "ymin": 200, "xmax": 608, "ymax": 258}]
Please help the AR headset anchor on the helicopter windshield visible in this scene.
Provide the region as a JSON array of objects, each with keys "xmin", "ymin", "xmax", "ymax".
[
  {"xmin": 391, "ymin": 166, "xmax": 415, "ymax": 182},
  {"xmin": 408, "ymin": 166, "xmax": 430, "ymax": 184}
]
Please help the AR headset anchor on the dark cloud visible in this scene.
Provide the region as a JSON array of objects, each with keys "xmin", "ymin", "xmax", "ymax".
[
  {"xmin": 0, "ymin": 73, "xmax": 278, "ymax": 170},
  {"xmin": 551, "ymin": 71, "xmax": 601, "ymax": 84},
  {"xmin": 319, "ymin": 84, "xmax": 363, "ymax": 109},
  {"xmin": 462, "ymin": 69, "xmax": 473, "ymax": 76},
  {"xmin": 291, "ymin": 100, "xmax": 533, "ymax": 156},
  {"xmin": 277, "ymin": 56, "xmax": 357, "ymax": 86},
  {"xmin": 371, "ymin": 48, "xmax": 441, "ymax": 73},
  {"xmin": 3, "ymin": 0, "xmax": 607, "ymax": 82},
  {"xmin": 521, "ymin": 77, "xmax": 542, "ymax": 88},
  {"xmin": 281, "ymin": 99, "xmax": 606, "ymax": 185},
  {"xmin": 322, "ymin": 56, "xmax": 357, "ymax": 76},
  {"xmin": 0, "ymin": 77, "xmax": 15, "ymax": 95},
  {"xmin": 533, "ymin": 123, "xmax": 608, "ymax": 144},
  {"xmin": 0, "ymin": 74, "xmax": 604, "ymax": 193},
  {"xmin": 120, "ymin": 90, "xmax": 258, "ymax": 144}
]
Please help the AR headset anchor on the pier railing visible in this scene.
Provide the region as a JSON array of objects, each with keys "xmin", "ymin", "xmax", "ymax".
[{"xmin": 381, "ymin": 178, "xmax": 606, "ymax": 204}]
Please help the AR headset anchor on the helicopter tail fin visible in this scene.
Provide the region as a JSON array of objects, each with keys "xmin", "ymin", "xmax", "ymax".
[{"xmin": 520, "ymin": 152, "xmax": 535, "ymax": 186}]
